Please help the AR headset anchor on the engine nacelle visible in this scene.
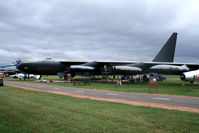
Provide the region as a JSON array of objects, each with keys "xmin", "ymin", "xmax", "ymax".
[
  {"xmin": 114, "ymin": 66, "xmax": 142, "ymax": 75},
  {"xmin": 150, "ymin": 65, "xmax": 189, "ymax": 75},
  {"xmin": 70, "ymin": 65, "xmax": 94, "ymax": 71},
  {"xmin": 180, "ymin": 70, "xmax": 199, "ymax": 82}
]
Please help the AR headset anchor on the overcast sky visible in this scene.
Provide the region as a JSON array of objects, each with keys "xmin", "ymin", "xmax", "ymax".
[{"xmin": 0, "ymin": 0, "xmax": 199, "ymax": 65}]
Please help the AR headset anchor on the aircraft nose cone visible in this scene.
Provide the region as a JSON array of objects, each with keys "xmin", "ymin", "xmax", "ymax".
[{"xmin": 16, "ymin": 63, "xmax": 23, "ymax": 71}]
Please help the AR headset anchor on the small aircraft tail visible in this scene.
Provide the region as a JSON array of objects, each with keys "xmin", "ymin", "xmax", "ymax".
[
  {"xmin": 16, "ymin": 59, "xmax": 22, "ymax": 65},
  {"xmin": 152, "ymin": 32, "xmax": 177, "ymax": 62}
]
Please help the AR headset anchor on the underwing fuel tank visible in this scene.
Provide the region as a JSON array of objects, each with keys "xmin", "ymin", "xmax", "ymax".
[
  {"xmin": 114, "ymin": 66, "xmax": 142, "ymax": 75},
  {"xmin": 150, "ymin": 65, "xmax": 190, "ymax": 75},
  {"xmin": 70, "ymin": 65, "xmax": 94, "ymax": 72},
  {"xmin": 180, "ymin": 70, "xmax": 199, "ymax": 82}
]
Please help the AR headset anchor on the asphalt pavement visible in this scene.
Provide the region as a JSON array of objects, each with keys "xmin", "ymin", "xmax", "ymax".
[{"xmin": 5, "ymin": 80, "xmax": 199, "ymax": 109}]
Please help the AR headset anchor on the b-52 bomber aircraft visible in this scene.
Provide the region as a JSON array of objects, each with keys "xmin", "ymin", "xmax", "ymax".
[{"xmin": 16, "ymin": 32, "xmax": 199, "ymax": 78}]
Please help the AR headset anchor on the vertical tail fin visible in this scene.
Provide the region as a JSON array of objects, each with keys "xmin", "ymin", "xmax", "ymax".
[
  {"xmin": 152, "ymin": 32, "xmax": 177, "ymax": 62},
  {"xmin": 16, "ymin": 59, "xmax": 22, "ymax": 65}
]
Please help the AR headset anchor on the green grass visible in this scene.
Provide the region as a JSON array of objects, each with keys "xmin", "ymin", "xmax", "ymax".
[{"xmin": 0, "ymin": 86, "xmax": 199, "ymax": 133}]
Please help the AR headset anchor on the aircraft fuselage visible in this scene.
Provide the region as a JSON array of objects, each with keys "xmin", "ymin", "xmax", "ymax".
[{"xmin": 17, "ymin": 61, "xmax": 65, "ymax": 75}]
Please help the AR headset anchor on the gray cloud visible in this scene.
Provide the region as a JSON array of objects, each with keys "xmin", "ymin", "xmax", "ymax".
[{"xmin": 0, "ymin": 0, "xmax": 199, "ymax": 65}]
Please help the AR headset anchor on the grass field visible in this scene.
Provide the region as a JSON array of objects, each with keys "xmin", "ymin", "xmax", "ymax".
[
  {"xmin": 0, "ymin": 85, "xmax": 199, "ymax": 133},
  {"xmin": 4, "ymin": 75, "xmax": 199, "ymax": 97}
]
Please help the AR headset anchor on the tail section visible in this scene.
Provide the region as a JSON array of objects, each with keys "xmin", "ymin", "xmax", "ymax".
[
  {"xmin": 152, "ymin": 32, "xmax": 177, "ymax": 62},
  {"xmin": 16, "ymin": 59, "xmax": 22, "ymax": 65}
]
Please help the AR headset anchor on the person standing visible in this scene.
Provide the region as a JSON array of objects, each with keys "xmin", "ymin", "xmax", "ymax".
[
  {"xmin": 116, "ymin": 75, "xmax": 122, "ymax": 87},
  {"xmin": 67, "ymin": 74, "xmax": 71, "ymax": 83}
]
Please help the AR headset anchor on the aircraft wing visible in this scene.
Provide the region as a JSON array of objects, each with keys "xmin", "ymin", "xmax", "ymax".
[
  {"xmin": 126, "ymin": 62, "xmax": 199, "ymax": 75},
  {"xmin": 67, "ymin": 59, "xmax": 199, "ymax": 76},
  {"xmin": 142, "ymin": 62, "xmax": 199, "ymax": 70}
]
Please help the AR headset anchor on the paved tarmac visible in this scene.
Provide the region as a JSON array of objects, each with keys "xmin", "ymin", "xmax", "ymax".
[{"xmin": 5, "ymin": 81, "xmax": 199, "ymax": 109}]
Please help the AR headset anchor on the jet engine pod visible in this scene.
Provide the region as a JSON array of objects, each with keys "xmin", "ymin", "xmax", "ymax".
[
  {"xmin": 150, "ymin": 65, "xmax": 189, "ymax": 75},
  {"xmin": 114, "ymin": 66, "xmax": 142, "ymax": 75},
  {"xmin": 70, "ymin": 65, "xmax": 94, "ymax": 72}
]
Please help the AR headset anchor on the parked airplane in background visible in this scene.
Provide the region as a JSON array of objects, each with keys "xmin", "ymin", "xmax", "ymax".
[
  {"xmin": 9, "ymin": 73, "xmax": 40, "ymax": 80},
  {"xmin": 16, "ymin": 32, "xmax": 199, "ymax": 78},
  {"xmin": 0, "ymin": 60, "xmax": 21, "ymax": 75},
  {"xmin": 180, "ymin": 70, "xmax": 199, "ymax": 83}
]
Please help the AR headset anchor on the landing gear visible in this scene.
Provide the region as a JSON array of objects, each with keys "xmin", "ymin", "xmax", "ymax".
[{"xmin": 39, "ymin": 75, "xmax": 42, "ymax": 80}]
